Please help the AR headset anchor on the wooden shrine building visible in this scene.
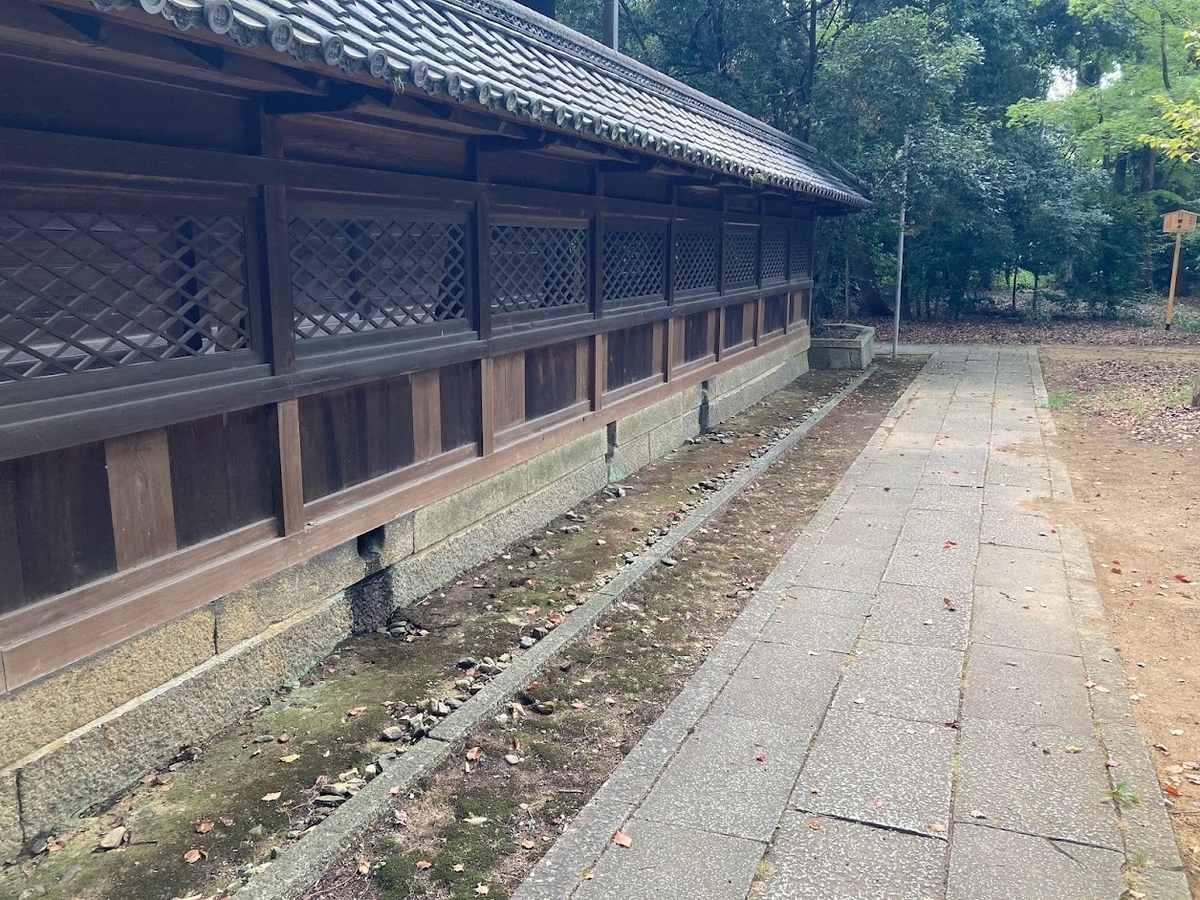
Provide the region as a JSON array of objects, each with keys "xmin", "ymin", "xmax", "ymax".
[{"xmin": 0, "ymin": 0, "xmax": 867, "ymax": 851}]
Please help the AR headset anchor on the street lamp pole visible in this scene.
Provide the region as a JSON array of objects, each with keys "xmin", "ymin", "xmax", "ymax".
[{"xmin": 891, "ymin": 133, "xmax": 911, "ymax": 361}]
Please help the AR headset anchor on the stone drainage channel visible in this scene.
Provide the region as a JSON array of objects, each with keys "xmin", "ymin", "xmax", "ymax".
[{"xmin": 238, "ymin": 365, "xmax": 879, "ymax": 900}]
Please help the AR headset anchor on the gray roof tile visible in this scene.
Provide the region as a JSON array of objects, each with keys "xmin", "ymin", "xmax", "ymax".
[{"xmin": 90, "ymin": 0, "xmax": 868, "ymax": 207}]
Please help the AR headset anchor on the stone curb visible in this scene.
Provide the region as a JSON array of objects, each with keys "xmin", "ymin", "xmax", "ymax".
[
  {"xmin": 235, "ymin": 366, "xmax": 879, "ymax": 900},
  {"xmin": 1028, "ymin": 347, "xmax": 1189, "ymax": 896}
]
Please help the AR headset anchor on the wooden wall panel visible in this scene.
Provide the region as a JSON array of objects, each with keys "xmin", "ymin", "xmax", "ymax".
[
  {"xmin": 576, "ymin": 339, "xmax": 591, "ymax": 403},
  {"xmin": 224, "ymin": 407, "xmax": 275, "ymax": 530},
  {"xmin": 275, "ymin": 400, "xmax": 305, "ymax": 536},
  {"xmin": 105, "ymin": 429, "xmax": 178, "ymax": 570},
  {"xmin": 0, "ymin": 462, "xmax": 26, "ymax": 614},
  {"xmin": 169, "ymin": 417, "xmax": 231, "ymax": 545},
  {"xmin": 651, "ymin": 321, "xmax": 665, "ymax": 376},
  {"xmin": 171, "ymin": 409, "xmax": 274, "ymax": 542},
  {"xmin": 723, "ymin": 303, "xmax": 745, "ymax": 349},
  {"xmin": 298, "ymin": 392, "xmax": 331, "ymax": 503},
  {"xmin": 12, "ymin": 443, "xmax": 116, "ymax": 599},
  {"xmin": 411, "ymin": 369, "xmax": 443, "ymax": 461},
  {"xmin": 440, "ymin": 361, "xmax": 480, "ymax": 452},
  {"xmin": 606, "ymin": 324, "xmax": 655, "ymax": 390},
  {"xmin": 492, "ymin": 351, "xmax": 526, "ymax": 431},
  {"xmin": 525, "ymin": 341, "xmax": 577, "ymax": 420}
]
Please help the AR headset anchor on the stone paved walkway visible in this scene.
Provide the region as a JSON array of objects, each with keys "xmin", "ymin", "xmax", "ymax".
[{"xmin": 514, "ymin": 347, "xmax": 1189, "ymax": 900}]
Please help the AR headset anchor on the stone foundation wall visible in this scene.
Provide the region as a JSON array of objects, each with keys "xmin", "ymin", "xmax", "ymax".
[{"xmin": 0, "ymin": 337, "xmax": 808, "ymax": 858}]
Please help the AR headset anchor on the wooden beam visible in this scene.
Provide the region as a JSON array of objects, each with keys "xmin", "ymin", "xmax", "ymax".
[{"xmin": 274, "ymin": 399, "xmax": 304, "ymax": 536}]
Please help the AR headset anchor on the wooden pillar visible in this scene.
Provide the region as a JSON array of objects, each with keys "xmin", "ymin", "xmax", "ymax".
[
  {"xmin": 257, "ymin": 109, "xmax": 295, "ymax": 376},
  {"xmin": 479, "ymin": 357, "xmax": 496, "ymax": 456},
  {"xmin": 592, "ymin": 332, "xmax": 606, "ymax": 411}
]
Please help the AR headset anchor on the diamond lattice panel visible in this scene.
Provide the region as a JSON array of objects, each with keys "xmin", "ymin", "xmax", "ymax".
[
  {"xmin": 762, "ymin": 226, "xmax": 788, "ymax": 282},
  {"xmin": 724, "ymin": 228, "xmax": 758, "ymax": 286},
  {"xmin": 603, "ymin": 228, "xmax": 665, "ymax": 305},
  {"xmin": 490, "ymin": 225, "xmax": 588, "ymax": 314},
  {"xmin": 0, "ymin": 211, "xmax": 249, "ymax": 383},
  {"xmin": 790, "ymin": 226, "xmax": 812, "ymax": 279},
  {"xmin": 290, "ymin": 217, "xmax": 467, "ymax": 338},
  {"xmin": 674, "ymin": 230, "xmax": 718, "ymax": 294}
]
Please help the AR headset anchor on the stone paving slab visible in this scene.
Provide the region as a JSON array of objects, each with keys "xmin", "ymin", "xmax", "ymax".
[
  {"xmin": 796, "ymin": 709, "xmax": 956, "ymax": 836},
  {"xmin": 636, "ymin": 712, "xmax": 808, "ymax": 842},
  {"xmin": 515, "ymin": 348, "xmax": 1179, "ymax": 900},
  {"xmin": 761, "ymin": 816, "xmax": 946, "ymax": 900},
  {"xmin": 831, "ymin": 640, "xmax": 963, "ymax": 725},
  {"xmin": 955, "ymin": 719, "xmax": 1122, "ymax": 849},
  {"xmin": 961, "ymin": 643, "xmax": 1092, "ymax": 731},
  {"xmin": 945, "ymin": 824, "xmax": 1126, "ymax": 900},
  {"xmin": 709, "ymin": 642, "xmax": 845, "ymax": 727},
  {"xmin": 570, "ymin": 818, "xmax": 765, "ymax": 900},
  {"xmin": 858, "ymin": 582, "xmax": 972, "ymax": 651},
  {"xmin": 971, "ymin": 585, "xmax": 1080, "ymax": 656}
]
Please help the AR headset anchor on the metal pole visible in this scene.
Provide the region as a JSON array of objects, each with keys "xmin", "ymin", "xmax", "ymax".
[
  {"xmin": 1166, "ymin": 229, "xmax": 1183, "ymax": 331},
  {"xmin": 603, "ymin": 0, "xmax": 618, "ymax": 50},
  {"xmin": 891, "ymin": 134, "xmax": 910, "ymax": 361}
]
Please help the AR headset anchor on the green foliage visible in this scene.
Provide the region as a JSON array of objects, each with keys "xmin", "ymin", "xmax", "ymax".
[{"xmin": 559, "ymin": 0, "xmax": 1199, "ymax": 318}]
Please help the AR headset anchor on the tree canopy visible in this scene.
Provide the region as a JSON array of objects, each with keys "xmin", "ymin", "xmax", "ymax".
[{"xmin": 557, "ymin": 0, "xmax": 1200, "ymax": 318}]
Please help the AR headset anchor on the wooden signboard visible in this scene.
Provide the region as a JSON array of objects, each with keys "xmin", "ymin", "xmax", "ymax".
[
  {"xmin": 1162, "ymin": 210, "xmax": 1197, "ymax": 329},
  {"xmin": 1163, "ymin": 209, "xmax": 1198, "ymax": 233}
]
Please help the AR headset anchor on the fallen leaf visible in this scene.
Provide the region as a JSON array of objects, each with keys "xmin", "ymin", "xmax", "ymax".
[
  {"xmin": 183, "ymin": 848, "xmax": 205, "ymax": 864},
  {"xmin": 1083, "ymin": 681, "xmax": 1097, "ymax": 690},
  {"xmin": 465, "ymin": 816, "xmax": 489, "ymax": 826},
  {"xmin": 969, "ymin": 810, "xmax": 987, "ymax": 819},
  {"xmin": 755, "ymin": 755, "xmax": 766, "ymax": 763},
  {"xmin": 358, "ymin": 857, "xmax": 372, "ymax": 875},
  {"xmin": 279, "ymin": 754, "xmax": 300, "ymax": 764},
  {"xmin": 1064, "ymin": 746, "xmax": 1083, "ymax": 754},
  {"xmin": 1111, "ymin": 567, "xmax": 1123, "ymax": 574},
  {"xmin": 582, "ymin": 868, "xmax": 595, "ymax": 880},
  {"xmin": 520, "ymin": 839, "xmax": 536, "ymax": 850},
  {"xmin": 347, "ymin": 706, "xmax": 368, "ymax": 717},
  {"xmin": 504, "ymin": 754, "xmax": 521, "ymax": 766},
  {"xmin": 389, "ymin": 786, "xmax": 401, "ymax": 795},
  {"xmin": 1176, "ymin": 574, "xmax": 1192, "ymax": 583},
  {"xmin": 512, "ymin": 737, "xmax": 522, "ymax": 751},
  {"xmin": 219, "ymin": 818, "xmax": 234, "ymax": 827},
  {"xmin": 808, "ymin": 819, "xmax": 821, "ymax": 831},
  {"xmin": 942, "ymin": 540, "xmax": 957, "ymax": 550},
  {"xmin": 261, "ymin": 792, "xmax": 282, "ymax": 802},
  {"xmin": 416, "ymin": 860, "xmax": 433, "ymax": 870},
  {"xmin": 613, "ymin": 830, "xmax": 633, "ymax": 848},
  {"xmin": 466, "ymin": 747, "xmax": 484, "ymax": 761},
  {"xmin": 453, "ymin": 863, "xmax": 466, "ymax": 872},
  {"xmin": 1164, "ymin": 784, "xmax": 1182, "ymax": 797},
  {"xmin": 474, "ymin": 884, "xmax": 490, "ymax": 895},
  {"xmin": 195, "ymin": 820, "xmax": 214, "ymax": 834},
  {"xmin": 928, "ymin": 823, "xmax": 946, "ymax": 833},
  {"xmin": 45, "ymin": 839, "xmax": 64, "ymax": 853}
]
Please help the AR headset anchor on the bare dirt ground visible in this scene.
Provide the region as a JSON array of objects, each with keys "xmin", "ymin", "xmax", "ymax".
[{"xmin": 1039, "ymin": 345, "xmax": 1200, "ymax": 897}]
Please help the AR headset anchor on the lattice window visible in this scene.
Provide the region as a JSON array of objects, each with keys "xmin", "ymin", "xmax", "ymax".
[
  {"xmin": 674, "ymin": 229, "xmax": 718, "ymax": 295},
  {"xmin": 290, "ymin": 216, "xmax": 467, "ymax": 338},
  {"xmin": 490, "ymin": 224, "xmax": 588, "ymax": 315},
  {"xmin": 724, "ymin": 228, "xmax": 758, "ymax": 287},
  {"xmin": 789, "ymin": 226, "xmax": 813, "ymax": 279},
  {"xmin": 762, "ymin": 227, "xmax": 788, "ymax": 283},
  {"xmin": 0, "ymin": 211, "xmax": 249, "ymax": 382},
  {"xmin": 603, "ymin": 227, "xmax": 665, "ymax": 305}
]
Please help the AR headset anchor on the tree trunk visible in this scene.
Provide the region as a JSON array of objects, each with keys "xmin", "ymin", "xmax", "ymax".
[
  {"xmin": 1032, "ymin": 271, "xmax": 1039, "ymax": 312},
  {"xmin": 1140, "ymin": 145, "xmax": 1156, "ymax": 193},
  {"xmin": 1114, "ymin": 153, "xmax": 1127, "ymax": 193},
  {"xmin": 843, "ymin": 250, "xmax": 851, "ymax": 319},
  {"xmin": 1192, "ymin": 374, "xmax": 1199, "ymax": 408}
]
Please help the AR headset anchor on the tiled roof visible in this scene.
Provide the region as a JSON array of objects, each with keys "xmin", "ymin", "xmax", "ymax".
[{"xmin": 91, "ymin": 0, "xmax": 869, "ymax": 208}]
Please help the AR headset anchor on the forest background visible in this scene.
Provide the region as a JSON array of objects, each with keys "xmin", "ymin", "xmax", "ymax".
[{"xmin": 557, "ymin": 0, "xmax": 1200, "ymax": 323}]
